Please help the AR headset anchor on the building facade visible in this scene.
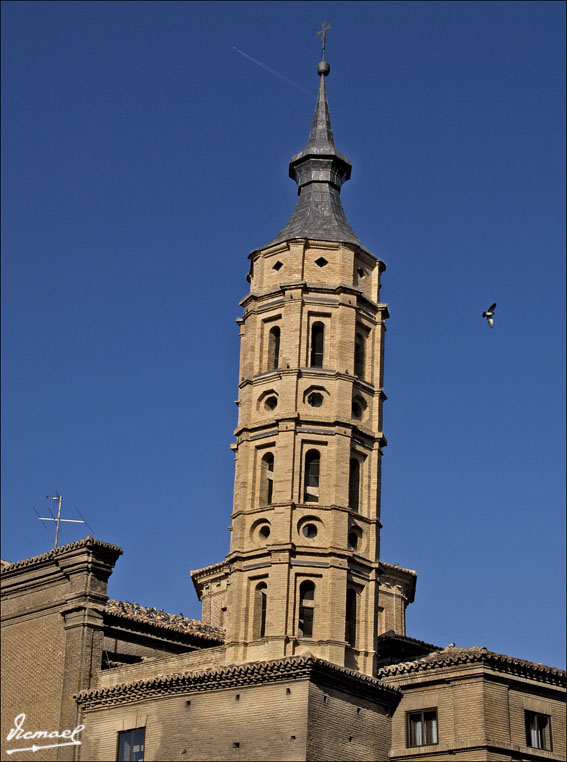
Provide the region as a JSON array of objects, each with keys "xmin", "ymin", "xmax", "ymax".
[{"xmin": 2, "ymin": 59, "xmax": 565, "ymax": 762}]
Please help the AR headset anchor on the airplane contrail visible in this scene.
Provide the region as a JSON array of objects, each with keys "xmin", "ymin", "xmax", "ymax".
[{"xmin": 233, "ymin": 47, "xmax": 311, "ymax": 95}]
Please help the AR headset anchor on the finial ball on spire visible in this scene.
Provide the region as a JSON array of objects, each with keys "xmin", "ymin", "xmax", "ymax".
[{"xmin": 317, "ymin": 61, "xmax": 330, "ymax": 76}]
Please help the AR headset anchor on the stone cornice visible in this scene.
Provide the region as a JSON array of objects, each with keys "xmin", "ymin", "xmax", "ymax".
[
  {"xmin": 190, "ymin": 559, "xmax": 229, "ymax": 579},
  {"xmin": 377, "ymin": 646, "xmax": 566, "ymax": 687},
  {"xmin": 234, "ymin": 415, "xmax": 386, "ymax": 446},
  {"xmin": 76, "ymin": 654, "xmax": 400, "ymax": 710},
  {"xmin": 240, "ymin": 281, "xmax": 387, "ymax": 317},
  {"xmin": 190, "ymin": 560, "xmax": 230, "ymax": 599}
]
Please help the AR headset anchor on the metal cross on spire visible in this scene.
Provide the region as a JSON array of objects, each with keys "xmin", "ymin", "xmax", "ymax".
[
  {"xmin": 316, "ymin": 21, "xmax": 332, "ymax": 60},
  {"xmin": 37, "ymin": 493, "xmax": 92, "ymax": 548}
]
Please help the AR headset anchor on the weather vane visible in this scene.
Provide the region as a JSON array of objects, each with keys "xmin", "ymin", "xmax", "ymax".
[{"xmin": 316, "ymin": 21, "xmax": 332, "ymax": 61}]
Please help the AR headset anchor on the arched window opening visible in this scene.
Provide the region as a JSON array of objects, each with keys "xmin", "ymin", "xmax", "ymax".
[
  {"xmin": 298, "ymin": 581, "xmax": 315, "ymax": 638},
  {"xmin": 268, "ymin": 326, "xmax": 281, "ymax": 370},
  {"xmin": 264, "ymin": 395, "xmax": 278, "ymax": 411},
  {"xmin": 352, "ymin": 395, "xmax": 367, "ymax": 421},
  {"xmin": 348, "ymin": 531, "xmax": 359, "ymax": 550},
  {"xmin": 260, "ymin": 452, "xmax": 274, "ymax": 505},
  {"xmin": 253, "ymin": 582, "xmax": 268, "ymax": 639},
  {"xmin": 303, "ymin": 450, "xmax": 320, "ymax": 503},
  {"xmin": 310, "ymin": 323, "xmax": 324, "ymax": 368},
  {"xmin": 354, "ymin": 332, "xmax": 365, "ymax": 379},
  {"xmin": 348, "ymin": 458, "xmax": 360, "ymax": 512},
  {"xmin": 346, "ymin": 588, "xmax": 357, "ymax": 647}
]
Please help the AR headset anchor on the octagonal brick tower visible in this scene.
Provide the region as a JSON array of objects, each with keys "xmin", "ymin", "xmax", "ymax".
[{"xmin": 192, "ymin": 61, "xmax": 403, "ymax": 677}]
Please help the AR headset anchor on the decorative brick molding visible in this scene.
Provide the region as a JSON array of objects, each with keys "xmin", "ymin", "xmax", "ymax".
[
  {"xmin": 0, "ymin": 537, "xmax": 122, "ymax": 573},
  {"xmin": 76, "ymin": 653, "xmax": 401, "ymax": 710},
  {"xmin": 378, "ymin": 646, "xmax": 566, "ymax": 687}
]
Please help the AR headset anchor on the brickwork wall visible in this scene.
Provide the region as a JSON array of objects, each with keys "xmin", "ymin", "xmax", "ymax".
[
  {"xmin": 79, "ymin": 681, "xmax": 311, "ymax": 762},
  {"xmin": 384, "ymin": 663, "xmax": 566, "ymax": 762},
  {"xmin": 378, "ymin": 585, "xmax": 407, "ymax": 635},
  {"xmin": 1, "ymin": 612, "xmax": 67, "ymax": 762},
  {"xmin": 389, "ymin": 678, "xmax": 460, "ymax": 757},
  {"xmin": 95, "ymin": 645, "xmax": 227, "ymax": 689},
  {"xmin": 306, "ymin": 682, "xmax": 392, "ymax": 761},
  {"xmin": 483, "ymin": 679, "xmax": 511, "ymax": 744},
  {"xmin": 102, "ymin": 632, "xmax": 194, "ymax": 661},
  {"xmin": 508, "ymin": 683, "xmax": 566, "ymax": 758},
  {"xmin": 1, "ymin": 540, "xmax": 121, "ymax": 762},
  {"xmin": 206, "ymin": 237, "xmax": 391, "ymax": 673}
]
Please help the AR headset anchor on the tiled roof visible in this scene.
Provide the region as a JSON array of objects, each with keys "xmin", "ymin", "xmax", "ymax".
[
  {"xmin": 377, "ymin": 631, "xmax": 439, "ymax": 650},
  {"xmin": 190, "ymin": 560, "xmax": 228, "ymax": 579},
  {"xmin": 76, "ymin": 653, "xmax": 401, "ymax": 710},
  {"xmin": 105, "ymin": 600, "xmax": 224, "ymax": 643},
  {"xmin": 379, "ymin": 561, "xmax": 417, "ymax": 577},
  {"xmin": 377, "ymin": 646, "xmax": 566, "ymax": 687},
  {"xmin": 0, "ymin": 537, "xmax": 122, "ymax": 572}
]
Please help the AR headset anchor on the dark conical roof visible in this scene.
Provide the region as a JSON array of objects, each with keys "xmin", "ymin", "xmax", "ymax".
[
  {"xmin": 299, "ymin": 73, "xmax": 341, "ymax": 155},
  {"xmin": 256, "ymin": 63, "xmax": 369, "ymax": 254}
]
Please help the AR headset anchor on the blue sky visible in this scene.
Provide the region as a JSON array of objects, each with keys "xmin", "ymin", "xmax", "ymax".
[{"xmin": 2, "ymin": 1, "xmax": 565, "ymax": 668}]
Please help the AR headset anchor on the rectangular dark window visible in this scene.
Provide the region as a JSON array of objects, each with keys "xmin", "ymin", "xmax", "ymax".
[
  {"xmin": 407, "ymin": 709, "xmax": 438, "ymax": 747},
  {"xmin": 303, "ymin": 450, "xmax": 320, "ymax": 503},
  {"xmin": 118, "ymin": 728, "xmax": 145, "ymax": 761},
  {"xmin": 525, "ymin": 711, "xmax": 552, "ymax": 751},
  {"xmin": 298, "ymin": 605, "xmax": 314, "ymax": 638}
]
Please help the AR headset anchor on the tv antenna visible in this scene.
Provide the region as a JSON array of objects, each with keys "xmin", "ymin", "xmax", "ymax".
[{"xmin": 37, "ymin": 492, "xmax": 93, "ymax": 548}]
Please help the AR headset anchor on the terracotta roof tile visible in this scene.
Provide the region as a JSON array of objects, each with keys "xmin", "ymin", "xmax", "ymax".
[
  {"xmin": 76, "ymin": 653, "xmax": 401, "ymax": 710},
  {"xmin": 105, "ymin": 599, "xmax": 224, "ymax": 643},
  {"xmin": 106, "ymin": 600, "xmax": 224, "ymax": 643},
  {"xmin": 377, "ymin": 645, "xmax": 566, "ymax": 686},
  {"xmin": 0, "ymin": 537, "xmax": 122, "ymax": 572},
  {"xmin": 379, "ymin": 561, "xmax": 417, "ymax": 576}
]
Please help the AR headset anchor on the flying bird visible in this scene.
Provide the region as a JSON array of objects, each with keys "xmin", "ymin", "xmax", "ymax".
[{"xmin": 482, "ymin": 302, "xmax": 497, "ymax": 328}]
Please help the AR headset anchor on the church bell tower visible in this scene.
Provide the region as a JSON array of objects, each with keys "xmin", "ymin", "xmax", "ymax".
[{"xmin": 192, "ymin": 58, "xmax": 411, "ymax": 678}]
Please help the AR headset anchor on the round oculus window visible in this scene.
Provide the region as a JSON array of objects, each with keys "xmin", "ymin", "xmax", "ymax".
[{"xmin": 302, "ymin": 523, "xmax": 318, "ymax": 539}]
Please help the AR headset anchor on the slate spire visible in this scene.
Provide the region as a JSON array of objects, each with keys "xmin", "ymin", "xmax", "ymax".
[{"xmin": 261, "ymin": 60, "xmax": 368, "ymax": 253}]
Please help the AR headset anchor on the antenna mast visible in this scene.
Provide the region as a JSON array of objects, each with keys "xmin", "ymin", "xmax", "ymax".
[{"xmin": 39, "ymin": 493, "xmax": 86, "ymax": 548}]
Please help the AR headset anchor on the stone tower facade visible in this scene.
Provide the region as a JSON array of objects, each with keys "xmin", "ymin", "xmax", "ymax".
[{"xmin": 192, "ymin": 62, "xmax": 401, "ymax": 677}]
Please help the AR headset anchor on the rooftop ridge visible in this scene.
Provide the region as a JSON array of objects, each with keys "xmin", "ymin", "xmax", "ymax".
[
  {"xmin": 380, "ymin": 561, "xmax": 417, "ymax": 577},
  {"xmin": 377, "ymin": 646, "xmax": 567, "ymax": 686},
  {"xmin": 76, "ymin": 653, "xmax": 401, "ymax": 710},
  {"xmin": 377, "ymin": 630, "xmax": 440, "ymax": 651},
  {"xmin": 0, "ymin": 537, "xmax": 123, "ymax": 572},
  {"xmin": 190, "ymin": 559, "xmax": 229, "ymax": 578},
  {"xmin": 105, "ymin": 599, "xmax": 224, "ymax": 642}
]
